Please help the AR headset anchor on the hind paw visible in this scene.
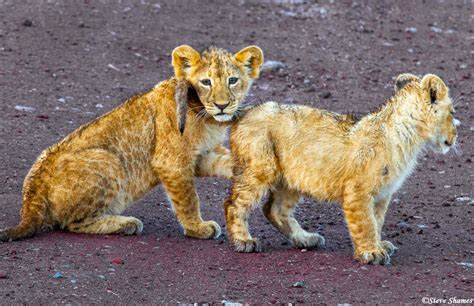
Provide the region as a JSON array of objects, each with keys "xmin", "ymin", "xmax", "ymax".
[
  {"xmin": 233, "ymin": 238, "xmax": 262, "ymax": 253},
  {"xmin": 121, "ymin": 218, "xmax": 143, "ymax": 235},
  {"xmin": 291, "ymin": 232, "xmax": 326, "ymax": 249}
]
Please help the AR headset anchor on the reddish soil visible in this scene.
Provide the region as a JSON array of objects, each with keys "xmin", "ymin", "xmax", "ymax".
[{"xmin": 0, "ymin": 0, "xmax": 472, "ymax": 304}]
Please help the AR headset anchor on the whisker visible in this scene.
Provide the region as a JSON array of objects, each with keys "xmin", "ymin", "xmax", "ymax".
[{"xmin": 452, "ymin": 142, "xmax": 462, "ymax": 156}]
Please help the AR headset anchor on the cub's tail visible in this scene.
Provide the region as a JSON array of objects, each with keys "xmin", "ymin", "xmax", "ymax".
[{"xmin": 0, "ymin": 197, "xmax": 45, "ymax": 242}]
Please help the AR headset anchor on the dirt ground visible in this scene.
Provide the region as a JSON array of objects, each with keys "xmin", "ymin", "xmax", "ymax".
[{"xmin": 0, "ymin": 0, "xmax": 473, "ymax": 304}]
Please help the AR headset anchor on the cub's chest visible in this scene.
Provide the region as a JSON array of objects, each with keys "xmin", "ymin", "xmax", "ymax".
[
  {"xmin": 375, "ymin": 157, "xmax": 418, "ymax": 202},
  {"xmin": 195, "ymin": 124, "xmax": 228, "ymax": 155}
]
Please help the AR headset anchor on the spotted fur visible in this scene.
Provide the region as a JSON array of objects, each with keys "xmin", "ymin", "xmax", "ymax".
[{"xmin": 0, "ymin": 45, "xmax": 263, "ymax": 242}]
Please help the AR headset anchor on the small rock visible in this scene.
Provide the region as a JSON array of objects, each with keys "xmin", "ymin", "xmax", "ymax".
[
  {"xmin": 304, "ymin": 85, "xmax": 317, "ymax": 93},
  {"xmin": 15, "ymin": 105, "xmax": 35, "ymax": 112},
  {"xmin": 431, "ymin": 26, "xmax": 442, "ymax": 33},
  {"xmin": 22, "ymin": 19, "xmax": 33, "ymax": 27},
  {"xmin": 107, "ymin": 64, "xmax": 120, "ymax": 72},
  {"xmin": 320, "ymin": 91, "xmax": 331, "ymax": 99},
  {"xmin": 457, "ymin": 262, "xmax": 474, "ymax": 269},
  {"xmin": 292, "ymin": 281, "xmax": 305, "ymax": 288},
  {"xmin": 57, "ymin": 97, "xmax": 66, "ymax": 103},
  {"xmin": 53, "ymin": 272, "xmax": 64, "ymax": 279},
  {"xmin": 405, "ymin": 27, "xmax": 417, "ymax": 33},
  {"xmin": 260, "ymin": 60, "xmax": 287, "ymax": 73},
  {"xmin": 96, "ymin": 103, "xmax": 104, "ymax": 108},
  {"xmin": 97, "ymin": 275, "xmax": 106, "ymax": 280},
  {"xmin": 37, "ymin": 114, "xmax": 49, "ymax": 120},
  {"xmin": 397, "ymin": 221, "xmax": 410, "ymax": 228},
  {"xmin": 0, "ymin": 271, "xmax": 7, "ymax": 279},
  {"xmin": 111, "ymin": 257, "xmax": 124, "ymax": 265}
]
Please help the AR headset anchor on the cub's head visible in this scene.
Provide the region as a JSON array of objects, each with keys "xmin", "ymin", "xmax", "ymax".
[
  {"xmin": 172, "ymin": 45, "xmax": 263, "ymax": 123},
  {"xmin": 395, "ymin": 73, "xmax": 459, "ymax": 154}
]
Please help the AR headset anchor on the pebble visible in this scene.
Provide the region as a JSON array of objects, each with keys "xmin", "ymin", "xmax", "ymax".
[
  {"xmin": 96, "ymin": 103, "xmax": 104, "ymax": 108},
  {"xmin": 457, "ymin": 262, "xmax": 474, "ymax": 269},
  {"xmin": 320, "ymin": 91, "xmax": 331, "ymax": 99},
  {"xmin": 53, "ymin": 272, "xmax": 64, "ymax": 279},
  {"xmin": 431, "ymin": 26, "xmax": 442, "ymax": 33},
  {"xmin": 111, "ymin": 257, "xmax": 124, "ymax": 265},
  {"xmin": 107, "ymin": 64, "xmax": 120, "ymax": 72},
  {"xmin": 22, "ymin": 19, "xmax": 33, "ymax": 27},
  {"xmin": 57, "ymin": 97, "xmax": 66, "ymax": 103},
  {"xmin": 292, "ymin": 281, "xmax": 305, "ymax": 288},
  {"xmin": 15, "ymin": 105, "xmax": 35, "ymax": 112},
  {"xmin": 405, "ymin": 27, "xmax": 417, "ymax": 33},
  {"xmin": 260, "ymin": 60, "xmax": 287, "ymax": 73},
  {"xmin": 456, "ymin": 196, "xmax": 471, "ymax": 202},
  {"xmin": 397, "ymin": 221, "xmax": 410, "ymax": 228}
]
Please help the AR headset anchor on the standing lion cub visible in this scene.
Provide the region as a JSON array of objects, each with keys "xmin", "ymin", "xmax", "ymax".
[
  {"xmin": 224, "ymin": 73, "xmax": 458, "ymax": 265},
  {"xmin": 0, "ymin": 45, "xmax": 263, "ymax": 241}
]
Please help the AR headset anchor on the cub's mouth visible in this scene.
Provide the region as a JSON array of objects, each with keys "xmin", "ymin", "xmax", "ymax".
[{"xmin": 212, "ymin": 113, "xmax": 234, "ymax": 122}]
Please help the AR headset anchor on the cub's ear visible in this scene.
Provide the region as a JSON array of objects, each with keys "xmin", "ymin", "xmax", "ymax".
[
  {"xmin": 234, "ymin": 46, "xmax": 264, "ymax": 79},
  {"xmin": 394, "ymin": 73, "xmax": 420, "ymax": 92},
  {"xmin": 172, "ymin": 45, "xmax": 201, "ymax": 79},
  {"xmin": 420, "ymin": 74, "xmax": 448, "ymax": 104}
]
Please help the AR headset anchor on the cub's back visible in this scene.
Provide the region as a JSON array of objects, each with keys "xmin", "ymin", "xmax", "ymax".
[{"xmin": 231, "ymin": 101, "xmax": 352, "ymax": 148}]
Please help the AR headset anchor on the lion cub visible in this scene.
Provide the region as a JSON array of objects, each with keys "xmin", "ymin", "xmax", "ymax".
[
  {"xmin": 0, "ymin": 45, "xmax": 263, "ymax": 241},
  {"xmin": 224, "ymin": 74, "xmax": 459, "ymax": 265}
]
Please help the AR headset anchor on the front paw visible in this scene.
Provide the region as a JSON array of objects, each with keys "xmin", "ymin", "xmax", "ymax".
[
  {"xmin": 233, "ymin": 238, "xmax": 262, "ymax": 253},
  {"xmin": 184, "ymin": 220, "xmax": 221, "ymax": 239},
  {"xmin": 291, "ymin": 232, "xmax": 326, "ymax": 249},
  {"xmin": 380, "ymin": 240, "xmax": 398, "ymax": 256},
  {"xmin": 355, "ymin": 245, "xmax": 391, "ymax": 265}
]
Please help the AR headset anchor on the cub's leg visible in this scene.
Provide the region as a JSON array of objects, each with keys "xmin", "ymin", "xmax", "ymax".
[
  {"xmin": 374, "ymin": 197, "xmax": 397, "ymax": 255},
  {"xmin": 225, "ymin": 133, "xmax": 278, "ymax": 252},
  {"xmin": 50, "ymin": 149, "xmax": 144, "ymax": 236},
  {"xmin": 195, "ymin": 145, "xmax": 232, "ymax": 179},
  {"xmin": 343, "ymin": 184, "xmax": 391, "ymax": 265},
  {"xmin": 159, "ymin": 169, "xmax": 221, "ymax": 239},
  {"xmin": 262, "ymin": 188, "xmax": 325, "ymax": 249},
  {"xmin": 224, "ymin": 182, "xmax": 268, "ymax": 253},
  {"xmin": 67, "ymin": 215, "xmax": 143, "ymax": 235}
]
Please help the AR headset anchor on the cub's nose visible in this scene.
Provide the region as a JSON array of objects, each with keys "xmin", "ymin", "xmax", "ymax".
[
  {"xmin": 444, "ymin": 140, "xmax": 453, "ymax": 147},
  {"xmin": 214, "ymin": 101, "xmax": 230, "ymax": 111}
]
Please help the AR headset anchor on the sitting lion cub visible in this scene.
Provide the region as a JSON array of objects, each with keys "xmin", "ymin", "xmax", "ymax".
[
  {"xmin": 224, "ymin": 73, "xmax": 459, "ymax": 265},
  {"xmin": 0, "ymin": 45, "xmax": 263, "ymax": 241}
]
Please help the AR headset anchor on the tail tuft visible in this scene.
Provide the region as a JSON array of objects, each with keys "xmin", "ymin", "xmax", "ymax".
[{"xmin": 0, "ymin": 219, "xmax": 41, "ymax": 242}]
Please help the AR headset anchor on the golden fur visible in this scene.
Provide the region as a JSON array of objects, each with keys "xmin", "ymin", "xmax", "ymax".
[
  {"xmin": 0, "ymin": 45, "xmax": 263, "ymax": 242},
  {"xmin": 224, "ymin": 74, "xmax": 458, "ymax": 265}
]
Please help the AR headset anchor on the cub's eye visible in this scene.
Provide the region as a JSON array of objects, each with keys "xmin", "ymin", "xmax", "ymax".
[
  {"xmin": 200, "ymin": 79, "xmax": 211, "ymax": 86},
  {"xmin": 228, "ymin": 77, "xmax": 239, "ymax": 85}
]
